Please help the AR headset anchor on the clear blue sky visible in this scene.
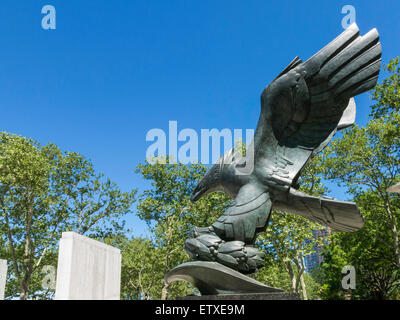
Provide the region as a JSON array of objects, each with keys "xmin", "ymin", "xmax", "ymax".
[{"xmin": 1, "ymin": 1, "xmax": 399, "ymax": 236}]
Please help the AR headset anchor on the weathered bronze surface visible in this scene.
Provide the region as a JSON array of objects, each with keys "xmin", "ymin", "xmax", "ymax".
[
  {"xmin": 166, "ymin": 23, "xmax": 382, "ymax": 295},
  {"xmin": 165, "ymin": 261, "xmax": 283, "ymax": 295}
]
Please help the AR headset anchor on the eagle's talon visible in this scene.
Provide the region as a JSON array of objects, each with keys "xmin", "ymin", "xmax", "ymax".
[
  {"xmin": 189, "ymin": 226, "xmax": 217, "ymax": 239},
  {"xmin": 185, "ymin": 236, "xmax": 265, "ymax": 274}
]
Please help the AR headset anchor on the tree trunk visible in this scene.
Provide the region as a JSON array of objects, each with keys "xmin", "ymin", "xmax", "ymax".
[
  {"xmin": 300, "ymin": 273, "xmax": 308, "ymax": 300},
  {"xmin": 286, "ymin": 262, "xmax": 297, "ymax": 294},
  {"xmin": 385, "ymin": 200, "xmax": 400, "ymax": 267},
  {"xmin": 161, "ymin": 214, "xmax": 175, "ymax": 300},
  {"xmin": 20, "ymin": 201, "xmax": 34, "ymax": 300},
  {"xmin": 296, "ymin": 254, "xmax": 307, "ymax": 300},
  {"xmin": 161, "ymin": 281, "xmax": 169, "ymax": 300},
  {"xmin": 19, "ymin": 284, "xmax": 29, "ymax": 300},
  {"xmin": 292, "ymin": 255, "xmax": 305, "ymax": 296},
  {"xmin": 4, "ymin": 212, "xmax": 24, "ymax": 298}
]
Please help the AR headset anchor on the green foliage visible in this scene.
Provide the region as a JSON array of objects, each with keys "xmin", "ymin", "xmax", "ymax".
[
  {"xmin": 255, "ymin": 256, "xmax": 292, "ymax": 292},
  {"xmin": 303, "ymin": 272, "xmax": 321, "ymax": 300},
  {"xmin": 0, "ymin": 132, "xmax": 136, "ymax": 299},
  {"xmin": 315, "ymin": 58, "xmax": 400, "ymax": 300},
  {"xmin": 323, "ymin": 119, "xmax": 400, "ymax": 197},
  {"xmin": 312, "ymin": 238, "xmax": 350, "ymax": 300},
  {"xmin": 317, "ymin": 192, "xmax": 400, "ymax": 300},
  {"xmin": 370, "ymin": 57, "xmax": 400, "ymax": 119},
  {"xmin": 320, "ymin": 123, "xmax": 400, "ymax": 298},
  {"xmin": 134, "ymin": 158, "xmax": 230, "ymax": 299},
  {"xmin": 118, "ymin": 237, "xmax": 162, "ymax": 300},
  {"xmin": 257, "ymin": 155, "xmax": 327, "ymax": 299}
]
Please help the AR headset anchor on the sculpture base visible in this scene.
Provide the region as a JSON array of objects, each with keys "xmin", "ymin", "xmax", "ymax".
[
  {"xmin": 165, "ymin": 261, "xmax": 283, "ymax": 296},
  {"xmin": 177, "ymin": 292, "xmax": 300, "ymax": 300}
]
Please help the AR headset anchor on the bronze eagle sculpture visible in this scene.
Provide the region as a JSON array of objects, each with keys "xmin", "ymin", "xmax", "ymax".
[{"xmin": 185, "ymin": 23, "xmax": 382, "ymax": 274}]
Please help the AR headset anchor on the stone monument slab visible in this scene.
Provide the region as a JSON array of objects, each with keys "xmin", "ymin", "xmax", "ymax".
[
  {"xmin": 55, "ymin": 232, "xmax": 121, "ymax": 300},
  {"xmin": 0, "ymin": 259, "xmax": 7, "ymax": 300}
]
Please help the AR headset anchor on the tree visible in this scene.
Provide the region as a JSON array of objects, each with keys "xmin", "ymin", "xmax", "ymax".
[
  {"xmin": 135, "ymin": 158, "xmax": 230, "ymax": 299},
  {"xmin": 258, "ymin": 213, "xmax": 323, "ymax": 299},
  {"xmin": 322, "ymin": 117, "xmax": 400, "ymax": 270},
  {"xmin": 118, "ymin": 237, "xmax": 163, "ymax": 300},
  {"xmin": 318, "ymin": 58, "xmax": 400, "ymax": 299},
  {"xmin": 370, "ymin": 57, "xmax": 400, "ymax": 119},
  {"xmin": 257, "ymin": 155, "xmax": 327, "ymax": 299},
  {"xmin": 316, "ymin": 191, "xmax": 400, "ymax": 300},
  {"xmin": 0, "ymin": 132, "xmax": 136, "ymax": 299},
  {"xmin": 59, "ymin": 152, "xmax": 136, "ymax": 239},
  {"xmin": 255, "ymin": 250, "xmax": 292, "ymax": 293},
  {"xmin": 311, "ymin": 238, "xmax": 350, "ymax": 300}
]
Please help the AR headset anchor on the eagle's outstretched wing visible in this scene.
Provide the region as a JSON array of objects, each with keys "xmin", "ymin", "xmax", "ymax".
[
  {"xmin": 253, "ymin": 23, "xmax": 381, "ymax": 189},
  {"xmin": 274, "ymin": 188, "xmax": 364, "ymax": 232},
  {"xmin": 191, "ymin": 24, "xmax": 380, "ymax": 241}
]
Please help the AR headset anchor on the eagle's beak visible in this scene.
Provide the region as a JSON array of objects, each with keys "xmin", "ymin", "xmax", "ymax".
[{"xmin": 191, "ymin": 184, "xmax": 206, "ymax": 203}]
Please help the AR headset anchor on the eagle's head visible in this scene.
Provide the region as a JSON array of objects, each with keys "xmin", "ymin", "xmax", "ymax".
[{"xmin": 190, "ymin": 164, "xmax": 221, "ymax": 202}]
